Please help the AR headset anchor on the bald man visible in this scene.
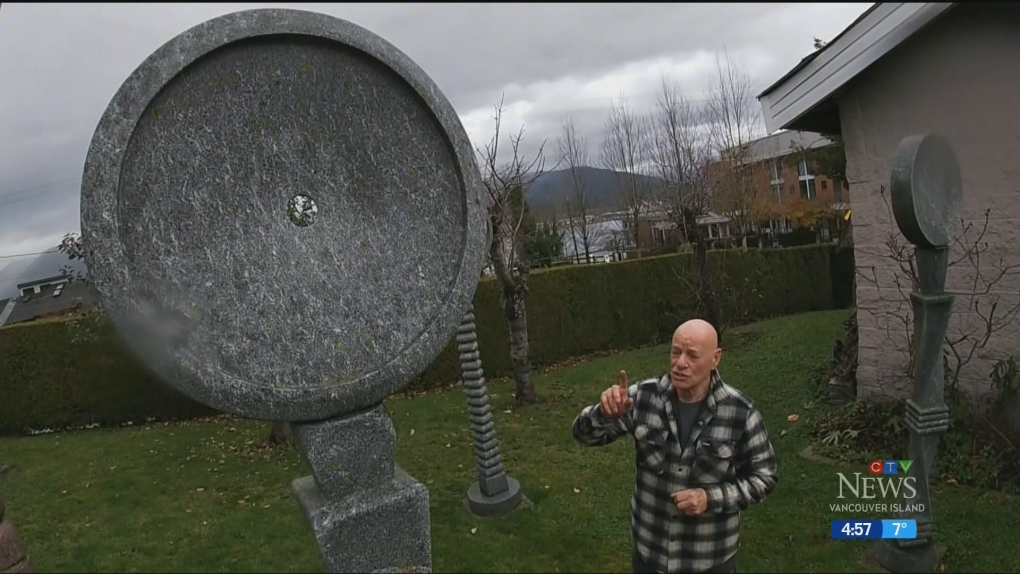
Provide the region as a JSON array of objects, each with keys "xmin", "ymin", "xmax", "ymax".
[{"xmin": 572, "ymin": 319, "xmax": 777, "ymax": 574}]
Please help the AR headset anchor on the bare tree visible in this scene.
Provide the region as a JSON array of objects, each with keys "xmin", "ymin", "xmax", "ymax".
[
  {"xmin": 477, "ymin": 96, "xmax": 548, "ymax": 405},
  {"xmin": 601, "ymin": 94, "xmax": 653, "ymax": 254},
  {"xmin": 562, "ymin": 198, "xmax": 581, "ymax": 263},
  {"xmin": 558, "ymin": 117, "xmax": 600, "ymax": 263},
  {"xmin": 648, "ymin": 75, "xmax": 722, "ymax": 333},
  {"xmin": 704, "ymin": 53, "xmax": 771, "ymax": 247}
]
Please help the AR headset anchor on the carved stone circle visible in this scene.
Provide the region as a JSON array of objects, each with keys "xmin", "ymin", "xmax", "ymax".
[
  {"xmin": 890, "ymin": 133, "xmax": 963, "ymax": 249},
  {"xmin": 80, "ymin": 8, "xmax": 488, "ymax": 422}
]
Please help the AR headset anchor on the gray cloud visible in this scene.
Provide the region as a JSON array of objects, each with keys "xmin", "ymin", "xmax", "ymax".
[{"xmin": 0, "ymin": 2, "xmax": 870, "ymax": 294}]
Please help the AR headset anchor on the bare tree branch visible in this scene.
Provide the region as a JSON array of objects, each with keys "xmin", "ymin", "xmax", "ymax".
[
  {"xmin": 703, "ymin": 52, "xmax": 771, "ymax": 246},
  {"xmin": 601, "ymin": 93, "xmax": 654, "ymax": 254},
  {"xmin": 558, "ymin": 117, "xmax": 602, "ymax": 263},
  {"xmin": 856, "ymin": 184, "xmax": 1020, "ymax": 401},
  {"xmin": 474, "ymin": 94, "xmax": 548, "ymax": 405},
  {"xmin": 649, "ymin": 75, "xmax": 714, "ymax": 239}
]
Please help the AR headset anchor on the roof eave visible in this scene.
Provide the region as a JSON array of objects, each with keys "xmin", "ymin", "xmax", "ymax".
[{"xmin": 758, "ymin": 2, "xmax": 957, "ymax": 133}]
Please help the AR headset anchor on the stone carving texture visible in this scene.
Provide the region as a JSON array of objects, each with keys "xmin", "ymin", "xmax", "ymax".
[
  {"xmin": 876, "ymin": 133, "xmax": 961, "ymax": 574},
  {"xmin": 80, "ymin": 8, "xmax": 487, "ymax": 423},
  {"xmin": 79, "ymin": 8, "xmax": 488, "ymax": 573},
  {"xmin": 457, "ymin": 306, "xmax": 522, "ymax": 515}
]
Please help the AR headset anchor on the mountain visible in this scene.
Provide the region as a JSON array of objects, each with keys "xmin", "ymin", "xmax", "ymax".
[{"xmin": 524, "ymin": 166, "xmax": 664, "ymax": 220}]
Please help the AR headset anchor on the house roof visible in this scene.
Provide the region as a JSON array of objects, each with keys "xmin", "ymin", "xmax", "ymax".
[
  {"xmin": 757, "ymin": 2, "xmax": 958, "ymax": 134},
  {"xmin": 3, "ymin": 281, "xmax": 97, "ymax": 327},
  {"xmin": 723, "ymin": 130, "xmax": 836, "ymax": 164},
  {"xmin": 17, "ymin": 274, "xmax": 69, "ymax": 290}
]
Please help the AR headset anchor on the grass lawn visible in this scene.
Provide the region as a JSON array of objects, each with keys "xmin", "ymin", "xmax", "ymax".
[{"xmin": 2, "ymin": 309, "xmax": 1017, "ymax": 573}]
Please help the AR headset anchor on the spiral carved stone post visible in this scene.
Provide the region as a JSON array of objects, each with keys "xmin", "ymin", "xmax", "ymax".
[
  {"xmin": 874, "ymin": 134, "xmax": 962, "ymax": 573},
  {"xmin": 457, "ymin": 305, "xmax": 523, "ymax": 516}
]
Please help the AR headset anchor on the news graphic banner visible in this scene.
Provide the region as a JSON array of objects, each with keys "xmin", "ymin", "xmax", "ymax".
[
  {"xmin": 831, "ymin": 519, "xmax": 917, "ymax": 540},
  {"xmin": 830, "ymin": 459, "xmax": 925, "ymax": 514}
]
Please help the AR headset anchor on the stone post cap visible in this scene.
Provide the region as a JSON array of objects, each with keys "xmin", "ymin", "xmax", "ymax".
[{"xmin": 890, "ymin": 133, "xmax": 963, "ymax": 249}]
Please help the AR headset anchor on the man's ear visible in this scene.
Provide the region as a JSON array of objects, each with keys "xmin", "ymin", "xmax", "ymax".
[{"xmin": 713, "ymin": 348, "xmax": 722, "ymax": 368}]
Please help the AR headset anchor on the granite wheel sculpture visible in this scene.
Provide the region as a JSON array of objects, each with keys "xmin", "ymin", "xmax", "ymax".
[{"xmin": 79, "ymin": 8, "xmax": 488, "ymax": 573}]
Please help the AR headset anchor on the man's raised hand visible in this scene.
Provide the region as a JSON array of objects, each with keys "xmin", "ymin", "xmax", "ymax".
[{"xmin": 599, "ymin": 370, "xmax": 634, "ymax": 420}]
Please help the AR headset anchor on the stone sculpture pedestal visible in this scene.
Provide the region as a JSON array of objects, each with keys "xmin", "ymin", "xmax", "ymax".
[
  {"xmin": 874, "ymin": 134, "xmax": 962, "ymax": 573},
  {"xmin": 291, "ymin": 405, "xmax": 431, "ymax": 573},
  {"xmin": 0, "ymin": 495, "xmax": 34, "ymax": 574},
  {"xmin": 79, "ymin": 8, "xmax": 487, "ymax": 573}
]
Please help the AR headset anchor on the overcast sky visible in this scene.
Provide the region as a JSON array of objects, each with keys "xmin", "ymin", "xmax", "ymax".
[{"xmin": 0, "ymin": 2, "xmax": 871, "ymax": 286}]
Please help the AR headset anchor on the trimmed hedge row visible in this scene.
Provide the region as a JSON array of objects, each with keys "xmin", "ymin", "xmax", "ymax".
[{"xmin": 0, "ymin": 245, "xmax": 853, "ymax": 434}]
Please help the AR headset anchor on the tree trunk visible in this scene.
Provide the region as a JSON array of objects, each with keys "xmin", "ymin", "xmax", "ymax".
[
  {"xmin": 692, "ymin": 221, "xmax": 722, "ymax": 346},
  {"xmin": 267, "ymin": 421, "xmax": 293, "ymax": 446},
  {"xmin": 503, "ymin": 283, "xmax": 536, "ymax": 404}
]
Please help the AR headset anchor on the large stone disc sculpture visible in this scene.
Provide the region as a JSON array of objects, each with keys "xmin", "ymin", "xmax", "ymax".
[{"xmin": 79, "ymin": 8, "xmax": 487, "ymax": 573}]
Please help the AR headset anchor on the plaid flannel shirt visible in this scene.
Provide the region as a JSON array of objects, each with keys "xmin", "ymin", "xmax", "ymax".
[{"xmin": 572, "ymin": 371, "xmax": 777, "ymax": 573}]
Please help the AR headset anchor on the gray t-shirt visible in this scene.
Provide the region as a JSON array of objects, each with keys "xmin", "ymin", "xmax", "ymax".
[{"xmin": 671, "ymin": 393, "xmax": 705, "ymax": 449}]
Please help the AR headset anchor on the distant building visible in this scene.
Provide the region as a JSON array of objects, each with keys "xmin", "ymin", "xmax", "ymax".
[
  {"xmin": 557, "ymin": 215, "xmax": 628, "ymax": 263},
  {"xmin": 709, "ymin": 129, "xmax": 851, "ymax": 242},
  {"xmin": 17, "ymin": 275, "xmax": 69, "ymax": 297},
  {"xmin": 0, "ymin": 278, "xmax": 96, "ymax": 328},
  {"xmin": 758, "ymin": 2, "xmax": 1020, "ymax": 402}
]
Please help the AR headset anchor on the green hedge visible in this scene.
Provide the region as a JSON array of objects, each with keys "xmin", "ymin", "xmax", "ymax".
[{"xmin": 0, "ymin": 245, "xmax": 852, "ymax": 435}]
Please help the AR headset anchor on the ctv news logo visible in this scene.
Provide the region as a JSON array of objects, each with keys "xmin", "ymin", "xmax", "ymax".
[{"xmin": 829, "ymin": 459, "xmax": 926, "ymax": 514}]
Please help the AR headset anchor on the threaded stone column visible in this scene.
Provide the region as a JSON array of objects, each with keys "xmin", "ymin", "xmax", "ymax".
[{"xmin": 457, "ymin": 305, "xmax": 522, "ymax": 516}]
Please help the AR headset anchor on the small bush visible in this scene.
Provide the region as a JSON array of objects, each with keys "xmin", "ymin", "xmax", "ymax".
[{"xmin": 810, "ymin": 355, "xmax": 1020, "ymax": 494}]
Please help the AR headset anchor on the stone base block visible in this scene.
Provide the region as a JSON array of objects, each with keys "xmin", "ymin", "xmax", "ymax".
[
  {"xmin": 292, "ymin": 404, "xmax": 397, "ymax": 500},
  {"xmin": 0, "ymin": 522, "xmax": 32, "ymax": 574},
  {"xmin": 874, "ymin": 538, "xmax": 940, "ymax": 573},
  {"xmin": 292, "ymin": 465, "xmax": 431, "ymax": 574},
  {"xmin": 466, "ymin": 476, "xmax": 522, "ymax": 516}
]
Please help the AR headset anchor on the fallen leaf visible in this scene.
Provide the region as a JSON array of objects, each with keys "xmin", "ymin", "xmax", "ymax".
[
  {"xmin": 573, "ymin": 488, "xmax": 581, "ymax": 494},
  {"xmin": 196, "ymin": 487, "xmax": 205, "ymax": 492},
  {"xmin": 470, "ymin": 527, "xmax": 477, "ymax": 535},
  {"xmin": 410, "ymin": 429, "xmax": 415, "ymax": 435},
  {"xmin": 544, "ymin": 485, "xmax": 550, "ymax": 489},
  {"xmin": 780, "ymin": 429, "xmax": 788, "ymax": 437},
  {"xmin": 503, "ymin": 410, "xmax": 512, "ymax": 414},
  {"xmin": 445, "ymin": 443, "xmax": 451, "ymax": 448},
  {"xmin": 787, "ymin": 414, "xmax": 800, "ymax": 423}
]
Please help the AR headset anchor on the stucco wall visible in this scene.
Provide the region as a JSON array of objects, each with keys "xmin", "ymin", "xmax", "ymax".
[{"xmin": 839, "ymin": 3, "xmax": 1020, "ymax": 402}]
